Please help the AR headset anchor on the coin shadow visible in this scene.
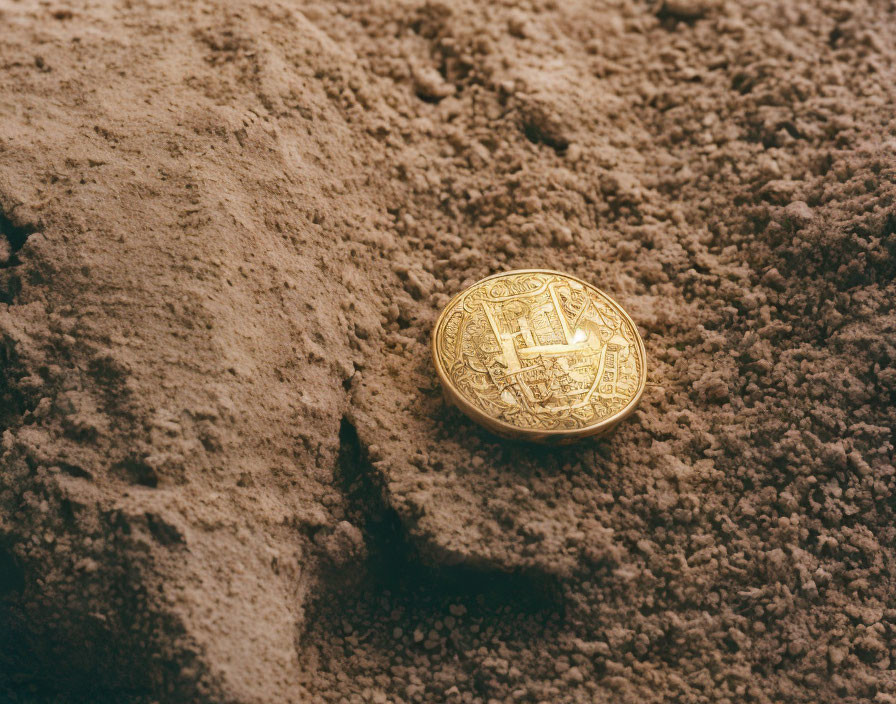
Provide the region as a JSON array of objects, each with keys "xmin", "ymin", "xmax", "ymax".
[{"xmin": 439, "ymin": 404, "xmax": 616, "ymax": 478}]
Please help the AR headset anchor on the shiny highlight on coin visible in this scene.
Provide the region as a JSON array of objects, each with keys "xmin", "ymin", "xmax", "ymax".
[{"xmin": 432, "ymin": 269, "xmax": 646, "ymax": 443}]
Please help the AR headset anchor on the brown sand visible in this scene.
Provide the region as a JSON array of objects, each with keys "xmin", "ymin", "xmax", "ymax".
[{"xmin": 1, "ymin": 0, "xmax": 895, "ymax": 702}]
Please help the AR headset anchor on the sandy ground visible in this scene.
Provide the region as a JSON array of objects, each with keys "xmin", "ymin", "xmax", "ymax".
[{"xmin": 1, "ymin": 0, "xmax": 895, "ymax": 702}]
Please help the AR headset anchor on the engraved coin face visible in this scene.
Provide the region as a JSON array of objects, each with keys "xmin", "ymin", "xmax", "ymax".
[{"xmin": 432, "ymin": 269, "xmax": 647, "ymax": 443}]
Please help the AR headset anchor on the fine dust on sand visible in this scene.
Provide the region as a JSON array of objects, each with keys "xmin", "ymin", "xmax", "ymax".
[{"xmin": 1, "ymin": 0, "xmax": 895, "ymax": 703}]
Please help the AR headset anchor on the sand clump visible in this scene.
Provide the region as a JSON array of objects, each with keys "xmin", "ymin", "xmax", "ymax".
[{"xmin": 1, "ymin": 0, "xmax": 895, "ymax": 703}]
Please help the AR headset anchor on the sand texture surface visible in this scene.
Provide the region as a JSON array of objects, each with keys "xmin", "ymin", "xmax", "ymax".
[{"xmin": 1, "ymin": 0, "xmax": 895, "ymax": 702}]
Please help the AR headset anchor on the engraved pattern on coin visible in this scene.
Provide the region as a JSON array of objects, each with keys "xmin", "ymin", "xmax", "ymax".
[{"xmin": 435, "ymin": 271, "xmax": 644, "ymax": 432}]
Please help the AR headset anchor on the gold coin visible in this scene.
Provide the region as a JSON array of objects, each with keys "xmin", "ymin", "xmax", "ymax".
[{"xmin": 432, "ymin": 269, "xmax": 647, "ymax": 443}]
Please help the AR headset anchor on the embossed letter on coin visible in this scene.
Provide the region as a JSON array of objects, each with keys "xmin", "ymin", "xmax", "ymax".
[{"xmin": 432, "ymin": 270, "xmax": 647, "ymax": 443}]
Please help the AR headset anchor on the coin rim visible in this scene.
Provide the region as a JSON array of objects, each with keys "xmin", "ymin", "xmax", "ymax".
[{"xmin": 431, "ymin": 269, "xmax": 648, "ymax": 440}]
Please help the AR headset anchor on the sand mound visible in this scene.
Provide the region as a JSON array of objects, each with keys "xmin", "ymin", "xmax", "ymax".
[{"xmin": 1, "ymin": 1, "xmax": 894, "ymax": 702}]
